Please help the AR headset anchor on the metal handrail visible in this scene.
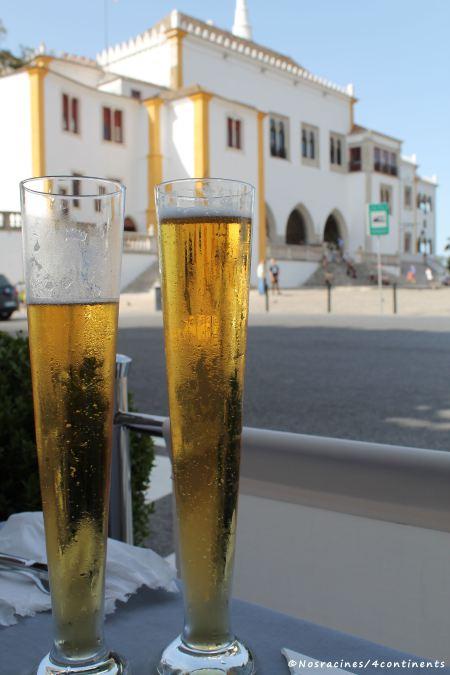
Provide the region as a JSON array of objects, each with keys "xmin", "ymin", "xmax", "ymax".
[
  {"xmin": 114, "ymin": 411, "xmax": 164, "ymax": 436},
  {"xmin": 111, "ymin": 353, "xmax": 450, "ymax": 546}
]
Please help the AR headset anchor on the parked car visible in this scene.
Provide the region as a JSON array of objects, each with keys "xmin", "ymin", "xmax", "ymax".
[{"xmin": 0, "ymin": 274, "xmax": 19, "ymax": 320}]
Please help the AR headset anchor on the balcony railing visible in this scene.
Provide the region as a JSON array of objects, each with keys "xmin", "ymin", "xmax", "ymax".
[
  {"xmin": 123, "ymin": 232, "xmax": 156, "ymax": 254},
  {"xmin": 374, "ymin": 162, "xmax": 398, "ymax": 177},
  {"xmin": 349, "ymin": 160, "xmax": 362, "ymax": 172},
  {"xmin": 0, "ymin": 216, "xmax": 156, "ymax": 256},
  {"xmin": 267, "ymin": 242, "xmax": 323, "ymax": 262},
  {"xmin": 0, "ymin": 212, "xmax": 21, "ymax": 229}
]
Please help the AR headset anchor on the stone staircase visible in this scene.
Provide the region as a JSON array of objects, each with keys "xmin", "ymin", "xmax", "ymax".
[
  {"xmin": 400, "ymin": 260, "xmax": 445, "ymax": 286},
  {"xmin": 303, "ymin": 259, "xmax": 386, "ymax": 288},
  {"xmin": 122, "ymin": 259, "xmax": 160, "ymax": 293},
  {"xmin": 304, "ymin": 257, "xmax": 445, "ymax": 289}
]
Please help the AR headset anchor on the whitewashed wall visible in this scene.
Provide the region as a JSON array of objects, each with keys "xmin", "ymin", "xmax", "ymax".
[
  {"xmin": 50, "ymin": 59, "xmax": 101, "ymax": 88},
  {"xmin": 163, "ymin": 98, "xmax": 195, "ymax": 180},
  {"xmin": 235, "ymin": 494, "xmax": 450, "ymax": 661},
  {"xmin": 0, "ymin": 72, "xmax": 32, "ymax": 212},
  {"xmin": 0, "ymin": 231, "xmax": 23, "ymax": 284},
  {"xmin": 417, "ymin": 178, "xmax": 437, "ymax": 253},
  {"xmin": 269, "ymin": 261, "xmax": 318, "ymax": 288},
  {"xmin": 400, "ymin": 160, "xmax": 416, "ymax": 253},
  {"xmin": 345, "ymin": 172, "xmax": 367, "ymax": 255},
  {"xmin": 98, "ymin": 76, "xmax": 161, "ymax": 100},
  {"xmin": 209, "ymin": 98, "xmax": 260, "ymax": 282},
  {"xmin": 182, "ymin": 37, "xmax": 361, "ymax": 261},
  {"xmin": 121, "ymin": 252, "xmax": 156, "ymax": 290},
  {"xmin": 44, "ymin": 70, "xmax": 148, "ymax": 231},
  {"xmin": 102, "ymin": 41, "xmax": 172, "ymax": 88}
]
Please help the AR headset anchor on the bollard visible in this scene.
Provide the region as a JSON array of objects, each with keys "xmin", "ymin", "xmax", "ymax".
[
  {"xmin": 155, "ymin": 284, "xmax": 162, "ymax": 311},
  {"xmin": 264, "ymin": 280, "xmax": 269, "ymax": 312},
  {"xmin": 110, "ymin": 354, "xmax": 134, "ymax": 544},
  {"xmin": 393, "ymin": 283, "xmax": 398, "ymax": 315},
  {"xmin": 326, "ymin": 280, "xmax": 332, "ymax": 313}
]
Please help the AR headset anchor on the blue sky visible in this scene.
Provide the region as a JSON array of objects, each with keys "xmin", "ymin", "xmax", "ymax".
[{"xmin": 2, "ymin": 0, "xmax": 448, "ymax": 253}]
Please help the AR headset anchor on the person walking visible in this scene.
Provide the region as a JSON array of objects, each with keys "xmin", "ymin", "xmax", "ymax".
[
  {"xmin": 406, "ymin": 264, "xmax": 417, "ymax": 284},
  {"xmin": 269, "ymin": 258, "xmax": 281, "ymax": 294},
  {"xmin": 257, "ymin": 259, "xmax": 266, "ymax": 295}
]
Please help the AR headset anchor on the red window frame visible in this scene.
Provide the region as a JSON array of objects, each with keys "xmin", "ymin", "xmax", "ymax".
[
  {"xmin": 71, "ymin": 97, "xmax": 79, "ymax": 134},
  {"xmin": 227, "ymin": 117, "xmax": 242, "ymax": 149},
  {"xmin": 113, "ymin": 109, "xmax": 123, "ymax": 143},
  {"xmin": 227, "ymin": 117, "xmax": 233, "ymax": 147},
  {"xmin": 349, "ymin": 146, "xmax": 361, "ymax": 171},
  {"xmin": 103, "ymin": 106, "xmax": 112, "ymax": 141},
  {"xmin": 62, "ymin": 94, "xmax": 69, "ymax": 131},
  {"xmin": 235, "ymin": 120, "xmax": 241, "ymax": 149}
]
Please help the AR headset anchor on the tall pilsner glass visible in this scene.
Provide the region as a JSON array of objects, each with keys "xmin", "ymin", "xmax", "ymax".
[
  {"xmin": 156, "ymin": 179, "xmax": 255, "ymax": 674},
  {"xmin": 20, "ymin": 177, "xmax": 128, "ymax": 675}
]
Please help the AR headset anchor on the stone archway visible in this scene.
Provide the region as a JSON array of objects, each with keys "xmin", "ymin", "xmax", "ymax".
[
  {"xmin": 124, "ymin": 216, "xmax": 137, "ymax": 232},
  {"xmin": 323, "ymin": 209, "xmax": 348, "ymax": 247},
  {"xmin": 285, "ymin": 204, "xmax": 314, "ymax": 245},
  {"xmin": 286, "ymin": 210, "xmax": 307, "ymax": 245}
]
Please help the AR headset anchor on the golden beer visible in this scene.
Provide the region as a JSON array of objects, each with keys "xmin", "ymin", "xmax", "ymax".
[
  {"xmin": 27, "ymin": 302, "xmax": 118, "ymax": 661},
  {"xmin": 159, "ymin": 214, "xmax": 251, "ymax": 649}
]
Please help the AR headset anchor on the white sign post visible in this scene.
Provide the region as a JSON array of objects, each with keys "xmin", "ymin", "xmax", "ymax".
[{"xmin": 368, "ymin": 203, "xmax": 390, "ymax": 314}]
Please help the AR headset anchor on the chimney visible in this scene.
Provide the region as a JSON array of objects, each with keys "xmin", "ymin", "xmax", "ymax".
[{"xmin": 232, "ymin": 0, "xmax": 252, "ymax": 40}]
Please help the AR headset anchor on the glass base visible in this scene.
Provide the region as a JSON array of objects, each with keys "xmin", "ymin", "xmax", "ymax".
[
  {"xmin": 157, "ymin": 635, "xmax": 255, "ymax": 674},
  {"xmin": 36, "ymin": 651, "xmax": 129, "ymax": 674}
]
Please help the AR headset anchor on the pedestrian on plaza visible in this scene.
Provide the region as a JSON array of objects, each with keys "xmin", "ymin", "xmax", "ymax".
[
  {"xmin": 343, "ymin": 254, "xmax": 357, "ymax": 279},
  {"xmin": 337, "ymin": 236, "xmax": 344, "ymax": 260},
  {"xmin": 406, "ymin": 264, "xmax": 416, "ymax": 283},
  {"xmin": 269, "ymin": 258, "xmax": 281, "ymax": 294},
  {"xmin": 257, "ymin": 259, "xmax": 266, "ymax": 295}
]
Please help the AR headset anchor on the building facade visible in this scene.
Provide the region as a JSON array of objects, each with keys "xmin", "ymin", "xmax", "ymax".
[{"xmin": 0, "ymin": 4, "xmax": 438, "ymax": 286}]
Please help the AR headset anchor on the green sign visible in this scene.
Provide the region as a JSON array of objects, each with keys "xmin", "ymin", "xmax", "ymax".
[{"xmin": 368, "ymin": 203, "xmax": 390, "ymax": 236}]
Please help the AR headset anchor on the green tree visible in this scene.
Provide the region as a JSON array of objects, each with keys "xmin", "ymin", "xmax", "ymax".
[
  {"xmin": 0, "ymin": 19, "xmax": 34, "ymax": 74},
  {"xmin": 0, "ymin": 331, "xmax": 155, "ymax": 545}
]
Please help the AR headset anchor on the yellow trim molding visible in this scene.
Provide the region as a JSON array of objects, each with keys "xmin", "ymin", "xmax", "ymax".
[
  {"xmin": 257, "ymin": 111, "xmax": 267, "ymax": 262},
  {"xmin": 166, "ymin": 28, "xmax": 186, "ymax": 90},
  {"xmin": 143, "ymin": 98, "xmax": 163, "ymax": 233},
  {"xmin": 28, "ymin": 57, "xmax": 52, "ymax": 177},
  {"xmin": 190, "ymin": 92, "xmax": 212, "ymax": 178}
]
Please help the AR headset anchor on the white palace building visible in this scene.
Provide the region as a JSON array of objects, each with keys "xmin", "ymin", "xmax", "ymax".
[{"xmin": 0, "ymin": 1, "xmax": 438, "ymax": 287}]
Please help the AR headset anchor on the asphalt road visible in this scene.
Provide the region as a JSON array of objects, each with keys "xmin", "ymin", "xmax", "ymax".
[
  {"xmin": 116, "ymin": 314, "xmax": 450, "ymax": 453},
  {"xmin": 4, "ymin": 310, "xmax": 450, "ymax": 450}
]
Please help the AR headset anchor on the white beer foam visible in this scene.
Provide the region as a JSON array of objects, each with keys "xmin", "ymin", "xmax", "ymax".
[{"xmin": 158, "ymin": 206, "xmax": 252, "ymax": 221}]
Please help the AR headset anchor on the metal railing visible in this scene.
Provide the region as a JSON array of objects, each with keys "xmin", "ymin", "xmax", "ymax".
[
  {"xmin": 123, "ymin": 232, "xmax": 156, "ymax": 254},
  {"xmin": 111, "ymin": 353, "xmax": 450, "ymax": 545},
  {"xmin": 110, "ymin": 354, "xmax": 164, "ymax": 544},
  {"xmin": 266, "ymin": 242, "xmax": 323, "ymax": 262},
  {"xmin": 0, "ymin": 211, "xmax": 22, "ymax": 229}
]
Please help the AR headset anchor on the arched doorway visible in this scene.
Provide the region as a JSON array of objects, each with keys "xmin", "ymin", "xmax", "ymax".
[
  {"xmin": 124, "ymin": 216, "xmax": 137, "ymax": 232},
  {"xmin": 286, "ymin": 209, "xmax": 308, "ymax": 245},
  {"xmin": 324, "ymin": 214, "xmax": 340, "ymax": 245}
]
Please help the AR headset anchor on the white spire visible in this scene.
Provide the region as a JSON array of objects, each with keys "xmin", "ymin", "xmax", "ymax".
[{"xmin": 232, "ymin": 0, "xmax": 252, "ymax": 40}]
